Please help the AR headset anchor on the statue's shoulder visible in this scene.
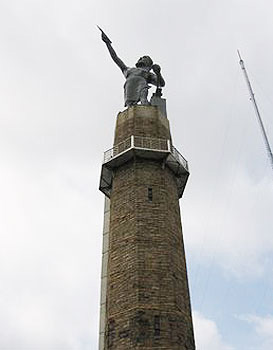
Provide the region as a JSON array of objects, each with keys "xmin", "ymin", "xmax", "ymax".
[{"xmin": 123, "ymin": 66, "xmax": 132, "ymax": 77}]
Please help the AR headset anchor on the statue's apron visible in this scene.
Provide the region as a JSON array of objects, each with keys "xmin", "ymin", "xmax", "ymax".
[{"xmin": 123, "ymin": 68, "xmax": 150, "ymax": 106}]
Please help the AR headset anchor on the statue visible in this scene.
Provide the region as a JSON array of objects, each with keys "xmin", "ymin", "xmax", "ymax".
[{"xmin": 98, "ymin": 26, "xmax": 165, "ymax": 107}]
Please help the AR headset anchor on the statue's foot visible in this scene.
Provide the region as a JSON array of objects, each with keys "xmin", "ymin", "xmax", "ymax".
[
  {"xmin": 126, "ymin": 101, "xmax": 135, "ymax": 107},
  {"xmin": 140, "ymin": 100, "xmax": 151, "ymax": 106}
]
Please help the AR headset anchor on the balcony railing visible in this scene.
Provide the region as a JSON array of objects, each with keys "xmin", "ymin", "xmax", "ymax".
[
  {"xmin": 103, "ymin": 135, "xmax": 188, "ymax": 171},
  {"xmin": 171, "ymin": 145, "xmax": 188, "ymax": 171},
  {"xmin": 103, "ymin": 137, "xmax": 132, "ymax": 163},
  {"xmin": 133, "ymin": 136, "xmax": 169, "ymax": 151}
]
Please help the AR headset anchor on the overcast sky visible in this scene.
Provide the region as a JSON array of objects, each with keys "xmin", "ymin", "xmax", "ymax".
[{"xmin": 0, "ymin": 0, "xmax": 273, "ymax": 349}]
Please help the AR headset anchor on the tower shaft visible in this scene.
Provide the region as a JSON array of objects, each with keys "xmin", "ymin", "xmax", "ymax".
[{"xmin": 99, "ymin": 106, "xmax": 195, "ymax": 349}]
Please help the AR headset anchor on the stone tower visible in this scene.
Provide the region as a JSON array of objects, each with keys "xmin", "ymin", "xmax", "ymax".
[{"xmin": 98, "ymin": 101, "xmax": 195, "ymax": 349}]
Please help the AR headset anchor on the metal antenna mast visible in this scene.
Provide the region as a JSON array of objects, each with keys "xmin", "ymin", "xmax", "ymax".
[{"xmin": 238, "ymin": 50, "xmax": 273, "ymax": 170}]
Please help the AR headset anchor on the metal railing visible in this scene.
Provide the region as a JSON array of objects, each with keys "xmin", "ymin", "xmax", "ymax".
[
  {"xmin": 171, "ymin": 145, "xmax": 189, "ymax": 171},
  {"xmin": 103, "ymin": 136, "xmax": 169, "ymax": 163},
  {"xmin": 103, "ymin": 137, "xmax": 131, "ymax": 163},
  {"xmin": 103, "ymin": 135, "xmax": 188, "ymax": 171},
  {"xmin": 133, "ymin": 136, "xmax": 169, "ymax": 151}
]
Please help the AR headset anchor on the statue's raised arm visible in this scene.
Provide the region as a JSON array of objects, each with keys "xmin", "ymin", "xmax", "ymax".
[
  {"xmin": 98, "ymin": 26, "xmax": 165, "ymax": 107},
  {"xmin": 98, "ymin": 26, "xmax": 127, "ymax": 73}
]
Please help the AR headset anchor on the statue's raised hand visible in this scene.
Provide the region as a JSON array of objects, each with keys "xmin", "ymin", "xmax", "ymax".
[
  {"xmin": 97, "ymin": 26, "xmax": 112, "ymax": 44},
  {"xmin": 152, "ymin": 64, "xmax": 161, "ymax": 74}
]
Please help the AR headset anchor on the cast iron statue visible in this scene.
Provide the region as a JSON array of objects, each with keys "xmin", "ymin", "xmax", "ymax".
[{"xmin": 98, "ymin": 27, "xmax": 165, "ymax": 107}]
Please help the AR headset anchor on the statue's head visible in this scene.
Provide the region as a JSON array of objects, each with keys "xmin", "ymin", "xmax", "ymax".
[{"xmin": 136, "ymin": 56, "xmax": 153, "ymax": 69}]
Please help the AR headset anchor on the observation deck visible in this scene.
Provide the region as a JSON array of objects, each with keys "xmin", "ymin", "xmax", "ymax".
[{"xmin": 99, "ymin": 135, "xmax": 189, "ymax": 199}]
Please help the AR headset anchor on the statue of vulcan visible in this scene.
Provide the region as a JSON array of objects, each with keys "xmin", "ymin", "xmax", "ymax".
[{"xmin": 98, "ymin": 27, "xmax": 165, "ymax": 107}]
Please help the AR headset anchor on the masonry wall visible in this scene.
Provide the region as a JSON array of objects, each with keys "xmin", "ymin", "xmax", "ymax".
[{"xmin": 104, "ymin": 106, "xmax": 195, "ymax": 349}]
